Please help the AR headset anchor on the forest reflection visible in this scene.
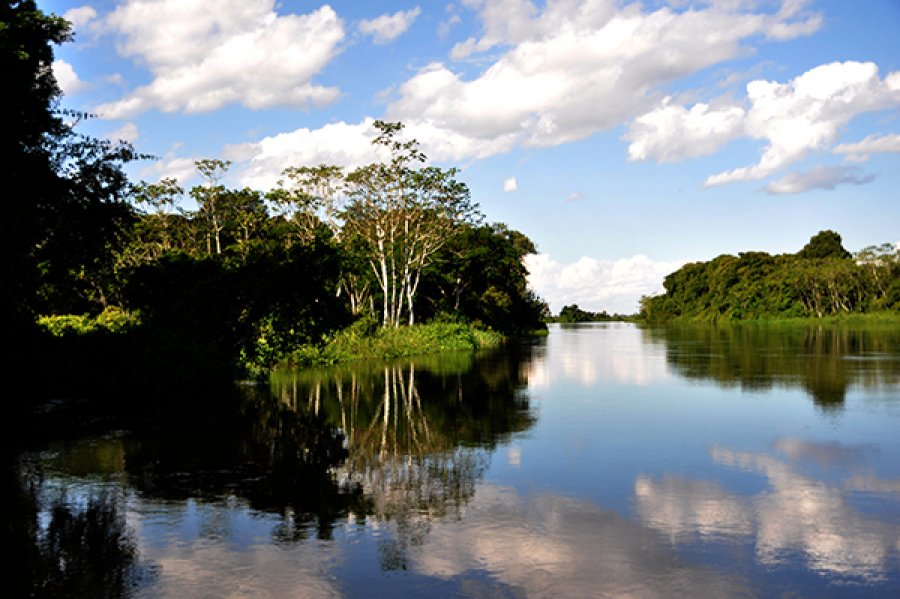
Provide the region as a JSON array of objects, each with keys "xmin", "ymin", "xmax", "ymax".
[
  {"xmin": 268, "ymin": 350, "xmax": 536, "ymax": 565},
  {"xmin": 646, "ymin": 324, "xmax": 900, "ymax": 408},
  {"xmin": 11, "ymin": 347, "xmax": 537, "ymax": 595}
]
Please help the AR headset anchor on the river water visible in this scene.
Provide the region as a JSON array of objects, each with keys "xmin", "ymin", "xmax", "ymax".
[{"xmin": 14, "ymin": 322, "xmax": 900, "ymax": 597}]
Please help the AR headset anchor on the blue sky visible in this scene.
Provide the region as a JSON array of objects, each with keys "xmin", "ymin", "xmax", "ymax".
[{"xmin": 43, "ymin": 0, "xmax": 900, "ymax": 313}]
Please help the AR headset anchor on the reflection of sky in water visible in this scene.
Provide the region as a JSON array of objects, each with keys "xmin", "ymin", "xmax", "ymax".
[
  {"xmin": 22, "ymin": 322, "xmax": 900, "ymax": 597},
  {"xmin": 635, "ymin": 439, "xmax": 900, "ymax": 582},
  {"xmin": 528, "ymin": 323, "xmax": 673, "ymax": 389}
]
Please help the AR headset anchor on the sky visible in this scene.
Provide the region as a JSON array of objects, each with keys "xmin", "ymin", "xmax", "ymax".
[{"xmin": 42, "ymin": 0, "xmax": 900, "ymax": 314}]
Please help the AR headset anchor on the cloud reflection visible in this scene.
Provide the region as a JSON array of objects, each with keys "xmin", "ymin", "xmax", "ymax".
[
  {"xmin": 411, "ymin": 485, "xmax": 747, "ymax": 598},
  {"xmin": 528, "ymin": 324, "xmax": 672, "ymax": 389},
  {"xmin": 131, "ymin": 502, "xmax": 343, "ymax": 598},
  {"xmin": 634, "ymin": 439, "xmax": 900, "ymax": 581}
]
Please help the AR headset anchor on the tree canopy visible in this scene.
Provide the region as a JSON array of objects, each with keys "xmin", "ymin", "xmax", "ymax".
[{"xmin": 641, "ymin": 231, "xmax": 899, "ymax": 322}]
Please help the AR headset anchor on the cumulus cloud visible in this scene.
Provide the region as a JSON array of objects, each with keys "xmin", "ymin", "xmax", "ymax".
[
  {"xmin": 94, "ymin": 0, "xmax": 344, "ymax": 118},
  {"xmin": 765, "ymin": 165, "xmax": 876, "ymax": 194},
  {"xmin": 106, "ymin": 121, "xmax": 139, "ymax": 144},
  {"xmin": 53, "ymin": 59, "xmax": 85, "ymax": 95},
  {"xmin": 524, "ymin": 253, "xmax": 684, "ymax": 315},
  {"xmin": 503, "ymin": 176, "xmax": 518, "ymax": 192},
  {"xmin": 139, "ymin": 153, "xmax": 201, "ymax": 187},
  {"xmin": 834, "ymin": 133, "xmax": 900, "ymax": 162},
  {"xmin": 627, "ymin": 61, "xmax": 900, "ymax": 187},
  {"xmin": 358, "ymin": 7, "xmax": 421, "ymax": 44},
  {"xmin": 390, "ymin": 0, "xmax": 822, "ymax": 150},
  {"xmin": 233, "ymin": 119, "xmax": 387, "ymax": 190},
  {"xmin": 705, "ymin": 62, "xmax": 900, "ymax": 186},
  {"xmin": 230, "ymin": 0, "xmax": 827, "ymax": 185},
  {"xmin": 63, "ymin": 5, "xmax": 98, "ymax": 31},
  {"xmin": 626, "ymin": 97, "xmax": 745, "ymax": 162}
]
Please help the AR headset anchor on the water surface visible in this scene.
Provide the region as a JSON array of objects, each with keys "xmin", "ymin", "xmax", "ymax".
[{"xmin": 14, "ymin": 322, "xmax": 900, "ymax": 597}]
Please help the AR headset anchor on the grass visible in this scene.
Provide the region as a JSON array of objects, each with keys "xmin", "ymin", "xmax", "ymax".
[{"xmin": 286, "ymin": 320, "xmax": 506, "ymax": 367}]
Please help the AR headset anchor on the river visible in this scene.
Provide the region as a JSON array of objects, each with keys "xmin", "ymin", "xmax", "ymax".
[{"xmin": 12, "ymin": 322, "xmax": 900, "ymax": 597}]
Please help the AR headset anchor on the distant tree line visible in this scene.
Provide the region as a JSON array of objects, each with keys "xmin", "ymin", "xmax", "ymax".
[
  {"xmin": 547, "ymin": 304, "xmax": 635, "ymax": 323},
  {"xmin": 640, "ymin": 230, "xmax": 900, "ymax": 322}
]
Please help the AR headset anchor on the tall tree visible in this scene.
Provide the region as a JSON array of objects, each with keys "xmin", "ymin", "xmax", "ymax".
[
  {"xmin": 2, "ymin": 1, "xmax": 139, "ymax": 317},
  {"xmin": 1, "ymin": 1, "xmax": 72, "ymax": 323},
  {"xmin": 192, "ymin": 159, "xmax": 231, "ymax": 256},
  {"xmin": 343, "ymin": 121, "xmax": 480, "ymax": 327}
]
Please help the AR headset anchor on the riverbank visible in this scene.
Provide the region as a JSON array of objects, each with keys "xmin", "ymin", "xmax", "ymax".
[
  {"xmin": 649, "ymin": 311, "xmax": 900, "ymax": 327},
  {"xmin": 284, "ymin": 320, "xmax": 508, "ymax": 368}
]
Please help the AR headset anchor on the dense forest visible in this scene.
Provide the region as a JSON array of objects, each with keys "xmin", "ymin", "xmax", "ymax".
[
  {"xmin": 548, "ymin": 304, "xmax": 636, "ymax": 323},
  {"xmin": 2, "ymin": 2, "xmax": 547, "ymax": 397},
  {"xmin": 640, "ymin": 230, "xmax": 900, "ymax": 322}
]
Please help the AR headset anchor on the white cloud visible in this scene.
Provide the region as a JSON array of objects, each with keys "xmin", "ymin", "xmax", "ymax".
[
  {"xmin": 385, "ymin": 0, "xmax": 822, "ymax": 156},
  {"xmin": 627, "ymin": 61, "xmax": 900, "ymax": 187},
  {"xmin": 704, "ymin": 62, "xmax": 900, "ymax": 186},
  {"xmin": 358, "ymin": 7, "xmax": 421, "ymax": 44},
  {"xmin": 106, "ymin": 122, "xmax": 139, "ymax": 144},
  {"xmin": 95, "ymin": 1, "xmax": 344, "ymax": 118},
  {"xmin": 834, "ymin": 133, "xmax": 900, "ymax": 162},
  {"xmin": 139, "ymin": 153, "xmax": 201, "ymax": 187},
  {"xmin": 626, "ymin": 97, "xmax": 745, "ymax": 162},
  {"xmin": 63, "ymin": 5, "xmax": 98, "ymax": 31},
  {"xmin": 503, "ymin": 176, "xmax": 518, "ymax": 192},
  {"xmin": 765, "ymin": 165, "xmax": 876, "ymax": 194},
  {"xmin": 524, "ymin": 253, "xmax": 684, "ymax": 315},
  {"xmin": 234, "ymin": 119, "xmax": 386, "ymax": 190},
  {"xmin": 231, "ymin": 1, "xmax": 827, "ymax": 185},
  {"xmin": 53, "ymin": 59, "xmax": 85, "ymax": 95}
]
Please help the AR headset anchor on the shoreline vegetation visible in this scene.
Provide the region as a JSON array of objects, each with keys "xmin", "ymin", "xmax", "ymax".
[
  {"xmin": 7, "ymin": 4, "xmax": 548, "ymax": 397},
  {"xmin": 283, "ymin": 320, "xmax": 507, "ymax": 369},
  {"xmin": 639, "ymin": 231, "xmax": 899, "ymax": 324},
  {"xmin": 649, "ymin": 311, "xmax": 900, "ymax": 327}
]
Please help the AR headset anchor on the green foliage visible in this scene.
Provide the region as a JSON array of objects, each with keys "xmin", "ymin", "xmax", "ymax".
[
  {"xmin": 417, "ymin": 223, "xmax": 549, "ymax": 333},
  {"xmin": 37, "ymin": 306, "xmax": 139, "ymax": 336},
  {"xmin": 287, "ymin": 321, "xmax": 505, "ymax": 367},
  {"xmin": 550, "ymin": 304, "xmax": 634, "ymax": 322},
  {"xmin": 797, "ymin": 229, "xmax": 851, "ymax": 260},
  {"xmin": 641, "ymin": 231, "xmax": 900, "ymax": 323}
]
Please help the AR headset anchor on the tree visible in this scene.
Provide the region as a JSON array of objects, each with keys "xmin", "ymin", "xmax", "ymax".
[
  {"xmin": 343, "ymin": 121, "xmax": 481, "ymax": 327},
  {"xmin": 797, "ymin": 230, "xmax": 851, "ymax": 260},
  {"xmin": 268, "ymin": 164, "xmax": 345, "ymax": 243},
  {"xmin": 419, "ymin": 224, "xmax": 547, "ymax": 332},
  {"xmin": 1, "ymin": 1, "xmax": 73, "ymax": 323},
  {"xmin": 130, "ymin": 177, "xmax": 183, "ymax": 257},
  {"xmin": 1, "ymin": 1, "xmax": 141, "ymax": 318},
  {"xmin": 192, "ymin": 159, "xmax": 232, "ymax": 255}
]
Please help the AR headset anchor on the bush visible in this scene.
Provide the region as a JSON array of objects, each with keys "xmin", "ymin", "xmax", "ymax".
[{"xmin": 37, "ymin": 306, "xmax": 140, "ymax": 336}]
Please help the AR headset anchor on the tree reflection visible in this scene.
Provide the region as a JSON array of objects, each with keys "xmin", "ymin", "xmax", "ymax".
[
  {"xmin": 269, "ymin": 350, "xmax": 536, "ymax": 567},
  {"xmin": 646, "ymin": 324, "xmax": 900, "ymax": 408},
  {"xmin": 7, "ymin": 457, "xmax": 145, "ymax": 598},
  {"xmin": 122, "ymin": 391, "xmax": 369, "ymax": 541},
  {"xmin": 9, "ymin": 347, "xmax": 536, "ymax": 591}
]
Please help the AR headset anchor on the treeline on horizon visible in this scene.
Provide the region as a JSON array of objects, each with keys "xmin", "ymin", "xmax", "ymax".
[
  {"xmin": 2, "ymin": 3, "xmax": 547, "ymax": 400},
  {"xmin": 546, "ymin": 304, "xmax": 637, "ymax": 323},
  {"xmin": 640, "ymin": 230, "xmax": 900, "ymax": 322}
]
